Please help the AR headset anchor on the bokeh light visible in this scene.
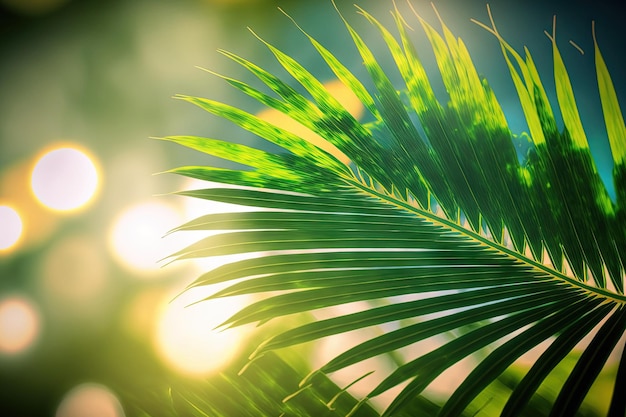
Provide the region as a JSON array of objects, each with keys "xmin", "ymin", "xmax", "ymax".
[
  {"xmin": 108, "ymin": 201, "xmax": 185, "ymax": 275},
  {"xmin": 154, "ymin": 285, "xmax": 249, "ymax": 376},
  {"xmin": 55, "ymin": 383, "xmax": 125, "ymax": 417},
  {"xmin": 0, "ymin": 205, "xmax": 23, "ymax": 251},
  {"xmin": 31, "ymin": 146, "xmax": 99, "ymax": 212},
  {"xmin": 146, "ymin": 179, "xmax": 257, "ymax": 375},
  {"xmin": 39, "ymin": 234, "xmax": 110, "ymax": 322},
  {"xmin": 0, "ymin": 296, "xmax": 40, "ymax": 355},
  {"xmin": 0, "ymin": 161, "xmax": 59, "ymax": 250}
]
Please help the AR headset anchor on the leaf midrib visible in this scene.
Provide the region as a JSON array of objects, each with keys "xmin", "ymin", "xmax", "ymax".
[{"xmin": 343, "ymin": 175, "xmax": 626, "ymax": 304}]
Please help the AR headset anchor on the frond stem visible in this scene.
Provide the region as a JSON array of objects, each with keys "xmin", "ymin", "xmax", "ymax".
[{"xmin": 343, "ymin": 176, "xmax": 626, "ymax": 304}]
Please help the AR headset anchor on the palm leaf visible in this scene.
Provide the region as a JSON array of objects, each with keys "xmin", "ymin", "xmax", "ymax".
[{"xmin": 161, "ymin": 2, "xmax": 626, "ymax": 416}]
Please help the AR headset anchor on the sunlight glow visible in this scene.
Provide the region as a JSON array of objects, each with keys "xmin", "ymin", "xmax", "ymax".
[
  {"xmin": 56, "ymin": 383, "xmax": 125, "ymax": 417},
  {"xmin": 0, "ymin": 205, "xmax": 23, "ymax": 251},
  {"xmin": 0, "ymin": 296, "xmax": 40, "ymax": 355},
  {"xmin": 31, "ymin": 146, "xmax": 99, "ymax": 211},
  {"xmin": 109, "ymin": 201, "xmax": 184, "ymax": 275},
  {"xmin": 1, "ymin": 161, "xmax": 59, "ymax": 249},
  {"xmin": 154, "ymin": 285, "xmax": 249, "ymax": 376},
  {"xmin": 148, "ymin": 179, "xmax": 256, "ymax": 375}
]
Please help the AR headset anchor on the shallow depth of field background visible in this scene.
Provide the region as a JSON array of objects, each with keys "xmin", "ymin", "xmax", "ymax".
[{"xmin": 0, "ymin": 0, "xmax": 623, "ymax": 415}]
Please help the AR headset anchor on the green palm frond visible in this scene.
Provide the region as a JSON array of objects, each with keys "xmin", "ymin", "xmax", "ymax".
[{"xmin": 160, "ymin": 2, "xmax": 626, "ymax": 416}]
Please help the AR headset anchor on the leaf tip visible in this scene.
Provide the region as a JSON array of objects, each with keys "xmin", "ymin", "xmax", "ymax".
[
  {"xmin": 282, "ymin": 384, "xmax": 312, "ymax": 404},
  {"xmin": 299, "ymin": 369, "xmax": 320, "ymax": 388},
  {"xmin": 238, "ymin": 354, "xmax": 264, "ymax": 376}
]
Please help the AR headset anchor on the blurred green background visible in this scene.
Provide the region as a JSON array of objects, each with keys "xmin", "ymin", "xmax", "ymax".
[{"xmin": 0, "ymin": 0, "xmax": 623, "ymax": 415}]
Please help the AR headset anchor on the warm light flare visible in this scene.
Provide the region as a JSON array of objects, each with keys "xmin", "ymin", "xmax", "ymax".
[
  {"xmin": 0, "ymin": 296, "xmax": 40, "ymax": 355},
  {"xmin": 31, "ymin": 146, "xmax": 99, "ymax": 212},
  {"xmin": 56, "ymin": 383, "xmax": 125, "ymax": 417},
  {"xmin": 108, "ymin": 201, "xmax": 184, "ymax": 276},
  {"xmin": 154, "ymin": 285, "xmax": 249, "ymax": 376},
  {"xmin": 0, "ymin": 161, "xmax": 59, "ymax": 249},
  {"xmin": 0, "ymin": 205, "xmax": 23, "ymax": 251}
]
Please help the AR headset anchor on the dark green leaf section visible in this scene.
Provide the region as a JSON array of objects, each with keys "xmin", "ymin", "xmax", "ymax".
[
  {"xmin": 438, "ymin": 299, "xmax": 612, "ymax": 417},
  {"xmin": 164, "ymin": 3, "xmax": 626, "ymax": 417},
  {"xmin": 219, "ymin": 275, "xmax": 554, "ymax": 330},
  {"xmin": 188, "ymin": 250, "xmax": 473, "ymax": 286},
  {"xmin": 499, "ymin": 302, "xmax": 615, "ymax": 416},
  {"xmin": 607, "ymin": 333, "xmax": 626, "ymax": 417},
  {"xmin": 213, "ymin": 265, "xmax": 531, "ymax": 301},
  {"xmin": 473, "ymin": 12, "xmax": 625, "ymax": 291},
  {"xmin": 367, "ymin": 6, "xmax": 519, "ymax": 243},
  {"xmin": 376, "ymin": 294, "xmax": 598, "ymax": 417},
  {"xmin": 549, "ymin": 305, "xmax": 626, "ymax": 417},
  {"xmin": 251, "ymin": 281, "xmax": 550, "ymax": 355},
  {"xmin": 324, "ymin": 286, "xmax": 579, "ymax": 377},
  {"xmin": 170, "ymin": 211, "xmax": 437, "ymax": 234}
]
